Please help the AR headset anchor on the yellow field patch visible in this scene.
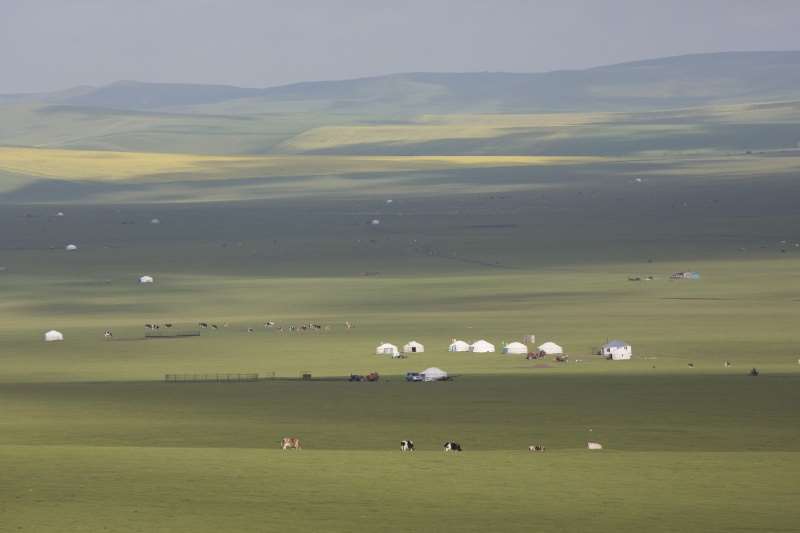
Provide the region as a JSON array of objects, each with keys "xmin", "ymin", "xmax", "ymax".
[{"xmin": 0, "ymin": 146, "xmax": 607, "ymax": 182}]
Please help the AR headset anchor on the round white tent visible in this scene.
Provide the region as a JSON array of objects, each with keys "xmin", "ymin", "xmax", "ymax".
[
  {"xmin": 602, "ymin": 340, "xmax": 632, "ymax": 360},
  {"xmin": 65, "ymin": 244, "xmax": 77, "ymax": 251},
  {"xmin": 375, "ymin": 342, "xmax": 400, "ymax": 357},
  {"xmin": 138, "ymin": 275, "xmax": 154, "ymax": 284},
  {"xmin": 448, "ymin": 339, "xmax": 470, "ymax": 352},
  {"xmin": 502, "ymin": 341, "xmax": 528, "ymax": 355},
  {"xmin": 44, "ymin": 330, "xmax": 64, "ymax": 342},
  {"xmin": 421, "ymin": 367, "xmax": 448, "ymax": 382},
  {"xmin": 470, "ymin": 339, "xmax": 495, "ymax": 353},
  {"xmin": 538, "ymin": 341, "xmax": 563, "ymax": 355},
  {"xmin": 403, "ymin": 340, "xmax": 424, "ymax": 354}
]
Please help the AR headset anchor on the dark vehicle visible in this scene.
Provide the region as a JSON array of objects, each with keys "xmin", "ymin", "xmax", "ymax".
[
  {"xmin": 349, "ymin": 374, "xmax": 365, "ymax": 382},
  {"xmin": 405, "ymin": 372, "xmax": 423, "ymax": 382}
]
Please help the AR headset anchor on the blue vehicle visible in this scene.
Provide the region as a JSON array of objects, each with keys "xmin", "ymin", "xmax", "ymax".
[{"xmin": 405, "ymin": 372, "xmax": 423, "ymax": 382}]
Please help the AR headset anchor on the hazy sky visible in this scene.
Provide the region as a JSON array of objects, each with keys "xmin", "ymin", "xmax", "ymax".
[{"xmin": 2, "ymin": 0, "xmax": 800, "ymax": 93}]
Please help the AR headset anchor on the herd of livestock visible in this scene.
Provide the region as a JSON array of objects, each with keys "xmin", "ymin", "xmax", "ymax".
[{"xmin": 280, "ymin": 437, "xmax": 604, "ymax": 452}]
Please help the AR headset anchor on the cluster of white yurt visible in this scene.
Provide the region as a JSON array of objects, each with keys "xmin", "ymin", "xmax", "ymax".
[
  {"xmin": 601, "ymin": 340, "xmax": 632, "ymax": 360},
  {"xmin": 138, "ymin": 275, "xmax": 154, "ymax": 284},
  {"xmin": 376, "ymin": 341, "xmax": 426, "ymax": 357}
]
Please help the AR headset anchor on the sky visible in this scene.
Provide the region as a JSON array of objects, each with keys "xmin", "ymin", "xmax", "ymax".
[{"xmin": 2, "ymin": 0, "xmax": 800, "ymax": 93}]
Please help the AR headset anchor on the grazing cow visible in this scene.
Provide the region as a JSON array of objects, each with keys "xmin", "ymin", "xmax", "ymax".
[
  {"xmin": 724, "ymin": 361, "xmax": 731, "ymax": 368},
  {"xmin": 443, "ymin": 441, "xmax": 462, "ymax": 452},
  {"xmin": 103, "ymin": 330, "xmax": 113, "ymax": 339},
  {"xmin": 247, "ymin": 328, "xmax": 254, "ymax": 333},
  {"xmin": 688, "ymin": 363, "xmax": 694, "ymax": 368},
  {"xmin": 281, "ymin": 437, "xmax": 301, "ymax": 450},
  {"xmin": 211, "ymin": 324, "xmax": 218, "ymax": 330},
  {"xmin": 199, "ymin": 322, "xmax": 208, "ymax": 329},
  {"xmin": 144, "ymin": 324, "xmax": 153, "ymax": 330},
  {"xmin": 528, "ymin": 445, "xmax": 545, "ymax": 452},
  {"xmin": 400, "ymin": 440, "xmax": 415, "ymax": 452},
  {"xmin": 587, "ymin": 442, "xmax": 603, "ymax": 450},
  {"xmin": 164, "ymin": 323, "xmax": 173, "ymax": 328}
]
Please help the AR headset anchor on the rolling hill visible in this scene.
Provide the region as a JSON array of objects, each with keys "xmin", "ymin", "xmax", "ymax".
[{"xmin": 5, "ymin": 51, "xmax": 800, "ymax": 114}]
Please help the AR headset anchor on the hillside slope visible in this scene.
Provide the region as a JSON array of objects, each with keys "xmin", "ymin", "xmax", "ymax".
[{"xmin": 5, "ymin": 51, "xmax": 796, "ymax": 114}]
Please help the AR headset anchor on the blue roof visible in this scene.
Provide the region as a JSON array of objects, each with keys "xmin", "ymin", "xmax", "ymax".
[{"xmin": 604, "ymin": 340, "xmax": 629, "ymax": 347}]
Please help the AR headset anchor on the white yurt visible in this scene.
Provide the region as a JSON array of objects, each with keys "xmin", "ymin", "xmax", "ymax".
[
  {"xmin": 421, "ymin": 367, "xmax": 448, "ymax": 382},
  {"xmin": 602, "ymin": 340, "xmax": 632, "ymax": 360},
  {"xmin": 403, "ymin": 340, "xmax": 425, "ymax": 354},
  {"xmin": 470, "ymin": 339, "xmax": 495, "ymax": 353},
  {"xmin": 44, "ymin": 330, "xmax": 64, "ymax": 342},
  {"xmin": 375, "ymin": 342, "xmax": 400, "ymax": 357},
  {"xmin": 448, "ymin": 339, "xmax": 470, "ymax": 352},
  {"xmin": 538, "ymin": 341, "xmax": 563, "ymax": 355},
  {"xmin": 150, "ymin": 218, "xmax": 160, "ymax": 225},
  {"xmin": 138, "ymin": 275, "xmax": 154, "ymax": 284},
  {"xmin": 502, "ymin": 341, "xmax": 528, "ymax": 355},
  {"xmin": 65, "ymin": 244, "xmax": 78, "ymax": 251}
]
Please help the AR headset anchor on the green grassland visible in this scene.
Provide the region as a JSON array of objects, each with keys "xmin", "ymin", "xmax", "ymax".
[
  {"xmin": 2, "ymin": 81, "xmax": 800, "ymax": 531},
  {"xmin": 1, "ymin": 160, "xmax": 799, "ymax": 530}
]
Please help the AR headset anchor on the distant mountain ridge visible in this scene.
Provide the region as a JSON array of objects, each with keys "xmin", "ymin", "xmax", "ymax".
[{"xmin": 4, "ymin": 51, "xmax": 800, "ymax": 113}]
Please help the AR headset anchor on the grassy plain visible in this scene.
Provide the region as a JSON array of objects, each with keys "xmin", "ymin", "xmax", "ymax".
[{"xmin": 1, "ymin": 103, "xmax": 799, "ymax": 531}]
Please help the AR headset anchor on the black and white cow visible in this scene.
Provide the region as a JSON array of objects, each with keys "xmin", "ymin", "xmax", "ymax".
[
  {"xmin": 400, "ymin": 440, "xmax": 415, "ymax": 452},
  {"xmin": 528, "ymin": 445, "xmax": 545, "ymax": 452},
  {"xmin": 443, "ymin": 441, "xmax": 462, "ymax": 452}
]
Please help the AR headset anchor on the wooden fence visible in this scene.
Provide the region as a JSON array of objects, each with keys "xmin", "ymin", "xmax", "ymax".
[{"xmin": 164, "ymin": 373, "xmax": 259, "ymax": 383}]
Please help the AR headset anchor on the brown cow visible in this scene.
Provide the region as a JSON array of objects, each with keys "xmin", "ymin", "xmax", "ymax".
[{"xmin": 281, "ymin": 437, "xmax": 301, "ymax": 450}]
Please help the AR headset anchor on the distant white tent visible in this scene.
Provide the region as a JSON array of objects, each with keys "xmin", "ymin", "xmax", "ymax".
[
  {"xmin": 403, "ymin": 340, "xmax": 425, "ymax": 354},
  {"xmin": 470, "ymin": 339, "xmax": 495, "ymax": 353},
  {"xmin": 44, "ymin": 330, "xmax": 64, "ymax": 342},
  {"xmin": 56, "ymin": 211, "xmax": 65, "ymax": 217},
  {"xmin": 421, "ymin": 367, "xmax": 448, "ymax": 382},
  {"xmin": 65, "ymin": 244, "xmax": 77, "ymax": 251},
  {"xmin": 502, "ymin": 341, "xmax": 528, "ymax": 355},
  {"xmin": 602, "ymin": 340, "xmax": 632, "ymax": 360},
  {"xmin": 375, "ymin": 342, "xmax": 400, "ymax": 357},
  {"xmin": 538, "ymin": 341, "xmax": 563, "ymax": 355},
  {"xmin": 371, "ymin": 219, "xmax": 381, "ymax": 225},
  {"xmin": 448, "ymin": 339, "xmax": 470, "ymax": 352},
  {"xmin": 138, "ymin": 275, "xmax": 154, "ymax": 284},
  {"xmin": 150, "ymin": 218, "xmax": 160, "ymax": 225}
]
